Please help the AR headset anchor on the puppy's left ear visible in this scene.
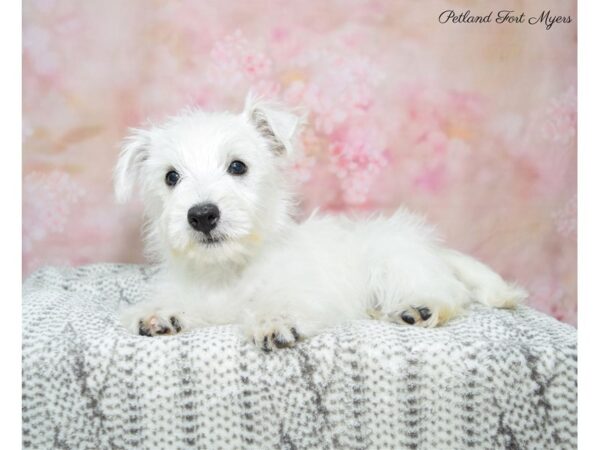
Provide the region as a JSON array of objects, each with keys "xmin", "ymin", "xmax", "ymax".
[
  {"xmin": 114, "ymin": 128, "xmax": 152, "ymax": 203},
  {"xmin": 244, "ymin": 94, "xmax": 301, "ymax": 156}
]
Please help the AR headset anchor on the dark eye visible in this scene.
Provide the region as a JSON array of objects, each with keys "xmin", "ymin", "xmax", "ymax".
[
  {"xmin": 227, "ymin": 160, "xmax": 247, "ymax": 176},
  {"xmin": 165, "ymin": 170, "xmax": 180, "ymax": 187}
]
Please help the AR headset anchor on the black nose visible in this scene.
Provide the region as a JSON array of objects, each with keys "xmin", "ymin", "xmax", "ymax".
[{"xmin": 187, "ymin": 203, "xmax": 220, "ymax": 234}]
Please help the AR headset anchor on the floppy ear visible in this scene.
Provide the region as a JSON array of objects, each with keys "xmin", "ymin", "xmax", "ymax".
[
  {"xmin": 114, "ymin": 128, "xmax": 152, "ymax": 203},
  {"xmin": 243, "ymin": 93, "xmax": 301, "ymax": 156}
]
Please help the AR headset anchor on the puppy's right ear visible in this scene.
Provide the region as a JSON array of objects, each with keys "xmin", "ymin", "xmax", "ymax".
[
  {"xmin": 114, "ymin": 128, "xmax": 151, "ymax": 203},
  {"xmin": 243, "ymin": 93, "xmax": 301, "ymax": 157}
]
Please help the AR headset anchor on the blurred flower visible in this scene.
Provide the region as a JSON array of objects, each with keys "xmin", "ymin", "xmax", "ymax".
[
  {"xmin": 296, "ymin": 54, "xmax": 384, "ymax": 134},
  {"xmin": 23, "ymin": 171, "xmax": 84, "ymax": 255},
  {"xmin": 400, "ymin": 87, "xmax": 483, "ymax": 192},
  {"xmin": 328, "ymin": 125, "xmax": 389, "ymax": 205},
  {"xmin": 553, "ymin": 195, "xmax": 577, "ymax": 240},
  {"xmin": 540, "ymin": 86, "xmax": 577, "ymax": 146},
  {"xmin": 208, "ymin": 30, "xmax": 274, "ymax": 87},
  {"xmin": 528, "ymin": 275, "xmax": 575, "ymax": 324}
]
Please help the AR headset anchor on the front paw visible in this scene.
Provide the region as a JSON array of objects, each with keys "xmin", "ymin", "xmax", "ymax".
[
  {"xmin": 246, "ymin": 315, "xmax": 302, "ymax": 352},
  {"xmin": 120, "ymin": 303, "xmax": 185, "ymax": 337},
  {"xmin": 138, "ymin": 315, "xmax": 183, "ymax": 337}
]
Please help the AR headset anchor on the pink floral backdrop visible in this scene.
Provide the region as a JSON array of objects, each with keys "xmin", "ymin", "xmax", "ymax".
[{"xmin": 23, "ymin": 0, "xmax": 577, "ymax": 324}]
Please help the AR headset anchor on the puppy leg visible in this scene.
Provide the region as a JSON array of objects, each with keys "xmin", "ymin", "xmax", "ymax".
[
  {"xmin": 368, "ymin": 255, "xmax": 470, "ymax": 328},
  {"xmin": 239, "ymin": 289, "xmax": 329, "ymax": 351},
  {"xmin": 440, "ymin": 249, "xmax": 527, "ymax": 308}
]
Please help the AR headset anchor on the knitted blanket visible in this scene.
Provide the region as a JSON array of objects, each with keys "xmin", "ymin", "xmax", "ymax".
[{"xmin": 22, "ymin": 264, "xmax": 577, "ymax": 449}]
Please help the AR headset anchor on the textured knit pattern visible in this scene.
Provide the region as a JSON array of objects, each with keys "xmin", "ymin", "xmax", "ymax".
[{"xmin": 22, "ymin": 264, "xmax": 577, "ymax": 450}]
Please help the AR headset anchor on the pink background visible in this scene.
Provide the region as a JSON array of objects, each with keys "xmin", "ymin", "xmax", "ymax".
[{"xmin": 23, "ymin": 1, "xmax": 577, "ymax": 324}]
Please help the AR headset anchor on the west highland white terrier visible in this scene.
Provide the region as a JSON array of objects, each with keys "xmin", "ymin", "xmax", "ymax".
[{"xmin": 115, "ymin": 94, "xmax": 527, "ymax": 351}]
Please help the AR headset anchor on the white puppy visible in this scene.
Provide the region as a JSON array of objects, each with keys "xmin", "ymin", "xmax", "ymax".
[{"xmin": 115, "ymin": 95, "xmax": 526, "ymax": 351}]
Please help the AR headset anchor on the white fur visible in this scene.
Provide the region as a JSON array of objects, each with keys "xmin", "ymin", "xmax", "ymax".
[{"xmin": 115, "ymin": 94, "xmax": 527, "ymax": 349}]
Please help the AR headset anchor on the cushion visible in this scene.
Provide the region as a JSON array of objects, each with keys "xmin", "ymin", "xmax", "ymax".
[{"xmin": 22, "ymin": 264, "xmax": 577, "ymax": 449}]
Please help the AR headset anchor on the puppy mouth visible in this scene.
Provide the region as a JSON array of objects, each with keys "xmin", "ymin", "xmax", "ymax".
[{"xmin": 199, "ymin": 235, "xmax": 225, "ymax": 247}]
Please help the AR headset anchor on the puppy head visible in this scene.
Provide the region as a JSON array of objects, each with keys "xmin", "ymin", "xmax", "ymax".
[{"xmin": 115, "ymin": 95, "xmax": 300, "ymax": 267}]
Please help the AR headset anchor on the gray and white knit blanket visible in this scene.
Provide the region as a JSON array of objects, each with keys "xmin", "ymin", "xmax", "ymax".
[{"xmin": 22, "ymin": 264, "xmax": 577, "ymax": 449}]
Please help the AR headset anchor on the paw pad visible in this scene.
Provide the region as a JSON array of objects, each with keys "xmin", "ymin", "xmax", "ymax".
[
  {"xmin": 400, "ymin": 311, "xmax": 416, "ymax": 324},
  {"xmin": 251, "ymin": 318, "xmax": 302, "ymax": 352},
  {"xmin": 257, "ymin": 328, "xmax": 300, "ymax": 352},
  {"xmin": 416, "ymin": 307, "xmax": 432, "ymax": 321},
  {"xmin": 389, "ymin": 306, "xmax": 438, "ymax": 327}
]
